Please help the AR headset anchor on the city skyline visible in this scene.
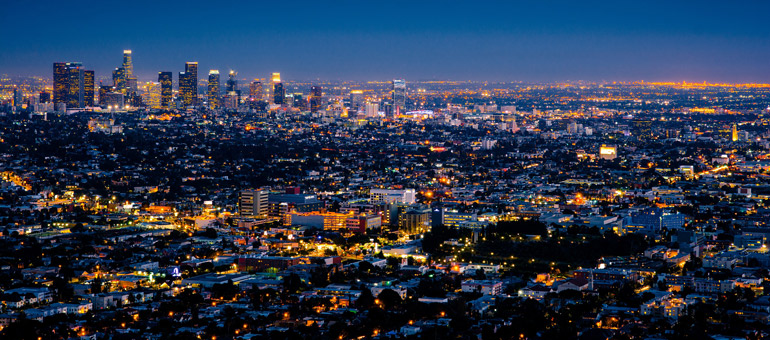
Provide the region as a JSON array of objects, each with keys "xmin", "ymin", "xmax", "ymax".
[
  {"xmin": 3, "ymin": 2, "xmax": 770, "ymax": 337},
  {"xmin": 2, "ymin": 0, "xmax": 770, "ymax": 82}
]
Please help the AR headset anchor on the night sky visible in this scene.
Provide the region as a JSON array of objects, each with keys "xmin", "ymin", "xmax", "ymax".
[{"xmin": 2, "ymin": 0, "xmax": 769, "ymax": 82}]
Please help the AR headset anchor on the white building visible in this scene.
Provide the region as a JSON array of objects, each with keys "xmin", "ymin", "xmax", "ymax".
[
  {"xmin": 461, "ymin": 279, "xmax": 503, "ymax": 295},
  {"xmin": 370, "ymin": 189, "xmax": 416, "ymax": 204}
]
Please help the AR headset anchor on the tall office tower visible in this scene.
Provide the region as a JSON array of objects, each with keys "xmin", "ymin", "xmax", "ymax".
[
  {"xmin": 249, "ymin": 81, "xmax": 263, "ymax": 101},
  {"xmin": 126, "ymin": 77, "xmax": 138, "ymax": 93},
  {"xmin": 66, "ymin": 62, "xmax": 85, "ymax": 108},
  {"xmin": 158, "ymin": 72, "xmax": 172, "ymax": 109},
  {"xmin": 83, "ymin": 70, "xmax": 95, "ymax": 107},
  {"xmin": 179, "ymin": 72, "xmax": 188, "ymax": 105},
  {"xmin": 249, "ymin": 81, "xmax": 263, "ymax": 110},
  {"xmin": 310, "ymin": 85, "xmax": 322, "ymax": 112},
  {"xmin": 207, "ymin": 70, "xmax": 220, "ymax": 109},
  {"xmin": 273, "ymin": 83, "xmax": 284, "ymax": 105},
  {"xmin": 179, "ymin": 62, "xmax": 198, "ymax": 107},
  {"xmin": 12, "ymin": 88, "xmax": 23, "ymax": 107},
  {"xmin": 365, "ymin": 102, "xmax": 379, "ymax": 117},
  {"xmin": 122, "ymin": 50, "xmax": 137, "ymax": 92},
  {"xmin": 239, "ymin": 189, "xmax": 268, "ymax": 217},
  {"xmin": 350, "ymin": 90, "xmax": 364, "ymax": 111},
  {"xmin": 226, "ymin": 70, "xmax": 238, "ymax": 94},
  {"xmin": 53, "ymin": 62, "xmax": 68, "ymax": 107},
  {"xmin": 292, "ymin": 94, "xmax": 306, "ymax": 110},
  {"xmin": 732, "ymin": 124, "xmax": 738, "ymax": 142},
  {"xmin": 392, "ymin": 79, "xmax": 406, "ymax": 115},
  {"xmin": 225, "ymin": 70, "xmax": 240, "ymax": 109},
  {"xmin": 113, "ymin": 67, "xmax": 126, "ymax": 91},
  {"xmin": 272, "ymin": 72, "xmax": 284, "ymax": 105},
  {"xmin": 98, "ymin": 85, "xmax": 112, "ymax": 105},
  {"xmin": 122, "ymin": 50, "xmax": 133, "ymax": 78},
  {"xmin": 142, "ymin": 82, "xmax": 162, "ymax": 109}
]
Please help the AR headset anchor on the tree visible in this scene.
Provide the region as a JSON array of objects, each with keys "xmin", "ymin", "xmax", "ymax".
[
  {"xmin": 376, "ymin": 288, "xmax": 402, "ymax": 310},
  {"xmin": 356, "ymin": 288, "xmax": 374, "ymax": 309}
]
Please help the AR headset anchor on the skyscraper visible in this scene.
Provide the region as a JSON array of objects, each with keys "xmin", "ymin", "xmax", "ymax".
[
  {"xmin": 122, "ymin": 50, "xmax": 133, "ymax": 79},
  {"xmin": 207, "ymin": 70, "xmax": 220, "ymax": 109},
  {"xmin": 122, "ymin": 50, "xmax": 137, "ymax": 93},
  {"xmin": 226, "ymin": 70, "xmax": 238, "ymax": 94},
  {"xmin": 249, "ymin": 81, "xmax": 264, "ymax": 110},
  {"xmin": 142, "ymin": 82, "xmax": 161, "ymax": 109},
  {"xmin": 53, "ymin": 62, "xmax": 68, "ymax": 107},
  {"xmin": 83, "ymin": 70, "xmax": 94, "ymax": 107},
  {"xmin": 392, "ymin": 79, "xmax": 406, "ymax": 116},
  {"xmin": 12, "ymin": 87, "xmax": 23, "ymax": 107},
  {"xmin": 179, "ymin": 62, "xmax": 198, "ymax": 107},
  {"xmin": 310, "ymin": 85, "xmax": 323, "ymax": 113},
  {"xmin": 113, "ymin": 67, "xmax": 126, "ymax": 92},
  {"xmin": 350, "ymin": 90, "xmax": 364, "ymax": 111},
  {"xmin": 65, "ymin": 62, "xmax": 87, "ymax": 108},
  {"xmin": 272, "ymin": 73, "xmax": 284, "ymax": 105},
  {"xmin": 98, "ymin": 85, "xmax": 112, "ymax": 105},
  {"xmin": 732, "ymin": 124, "xmax": 738, "ymax": 142},
  {"xmin": 249, "ymin": 81, "xmax": 263, "ymax": 101},
  {"xmin": 273, "ymin": 83, "xmax": 284, "ymax": 105},
  {"xmin": 158, "ymin": 72, "xmax": 172, "ymax": 109}
]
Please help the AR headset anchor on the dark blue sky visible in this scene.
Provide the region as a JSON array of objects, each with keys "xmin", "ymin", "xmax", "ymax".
[{"xmin": 2, "ymin": 0, "xmax": 769, "ymax": 82}]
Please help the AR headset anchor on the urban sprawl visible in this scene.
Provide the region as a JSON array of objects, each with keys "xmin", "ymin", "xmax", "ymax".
[{"xmin": 1, "ymin": 51, "xmax": 770, "ymax": 339}]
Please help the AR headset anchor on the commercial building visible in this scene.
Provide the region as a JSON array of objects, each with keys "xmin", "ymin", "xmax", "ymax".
[
  {"xmin": 272, "ymin": 73, "xmax": 284, "ymax": 105},
  {"xmin": 599, "ymin": 145, "xmax": 617, "ymax": 160},
  {"xmin": 310, "ymin": 85, "xmax": 322, "ymax": 113},
  {"xmin": 239, "ymin": 189, "xmax": 268, "ymax": 217},
  {"xmin": 370, "ymin": 188, "xmax": 416, "ymax": 204},
  {"xmin": 179, "ymin": 62, "xmax": 198, "ymax": 107},
  {"xmin": 53, "ymin": 62, "xmax": 94, "ymax": 110},
  {"xmin": 346, "ymin": 214, "xmax": 382, "ymax": 233},
  {"xmin": 392, "ymin": 79, "xmax": 406, "ymax": 115},
  {"xmin": 207, "ymin": 70, "xmax": 220, "ymax": 109},
  {"xmin": 158, "ymin": 72, "xmax": 173, "ymax": 109}
]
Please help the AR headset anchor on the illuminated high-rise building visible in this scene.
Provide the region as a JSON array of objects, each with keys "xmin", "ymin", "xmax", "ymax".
[
  {"xmin": 113, "ymin": 67, "xmax": 126, "ymax": 92},
  {"xmin": 53, "ymin": 62, "xmax": 68, "ymax": 107},
  {"xmin": 179, "ymin": 72, "xmax": 188, "ymax": 105},
  {"xmin": 158, "ymin": 72, "xmax": 172, "ymax": 109},
  {"xmin": 732, "ymin": 124, "xmax": 738, "ymax": 142},
  {"xmin": 310, "ymin": 85, "xmax": 322, "ymax": 113},
  {"xmin": 207, "ymin": 70, "xmax": 220, "ymax": 109},
  {"xmin": 249, "ymin": 81, "xmax": 263, "ymax": 101},
  {"xmin": 179, "ymin": 62, "xmax": 198, "ymax": 107},
  {"xmin": 52, "ymin": 61, "xmax": 92, "ymax": 109},
  {"xmin": 249, "ymin": 81, "xmax": 264, "ymax": 110},
  {"xmin": 126, "ymin": 77, "xmax": 138, "ymax": 93},
  {"xmin": 226, "ymin": 70, "xmax": 238, "ymax": 94},
  {"xmin": 350, "ymin": 90, "xmax": 364, "ymax": 111},
  {"xmin": 83, "ymin": 70, "xmax": 95, "ymax": 107},
  {"xmin": 224, "ymin": 70, "xmax": 240, "ymax": 109},
  {"xmin": 272, "ymin": 72, "xmax": 284, "ymax": 105},
  {"xmin": 392, "ymin": 79, "xmax": 406, "ymax": 115},
  {"xmin": 273, "ymin": 83, "xmax": 284, "ymax": 105},
  {"xmin": 12, "ymin": 87, "xmax": 23, "ymax": 107},
  {"xmin": 142, "ymin": 82, "xmax": 162, "ymax": 109},
  {"xmin": 98, "ymin": 85, "xmax": 113, "ymax": 105},
  {"xmin": 292, "ymin": 94, "xmax": 305, "ymax": 110},
  {"xmin": 122, "ymin": 50, "xmax": 133, "ymax": 78}
]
